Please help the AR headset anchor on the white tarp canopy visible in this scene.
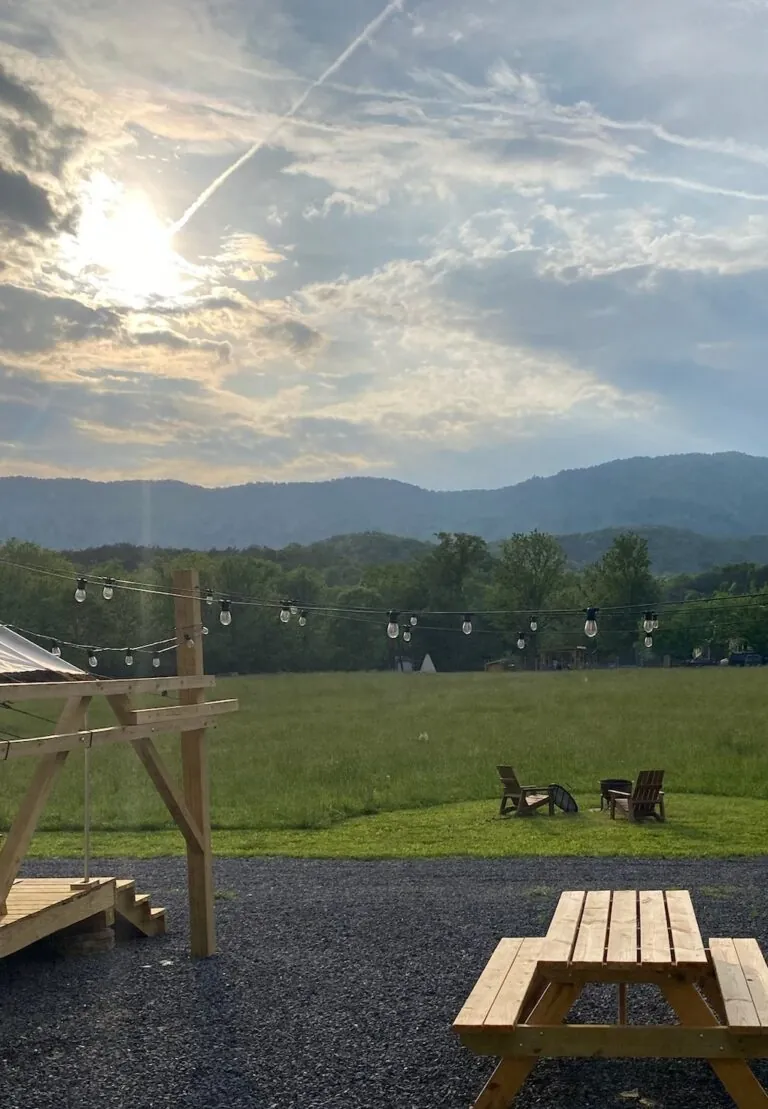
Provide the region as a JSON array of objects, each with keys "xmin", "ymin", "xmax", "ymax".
[
  {"xmin": 0, "ymin": 624, "xmax": 87, "ymax": 682},
  {"xmin": 420, "ymin": 653, "xmax": 437, "ymax": 673}
]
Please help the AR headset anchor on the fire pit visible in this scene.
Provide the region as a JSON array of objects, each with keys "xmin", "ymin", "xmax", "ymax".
[{"xmin": 599, "ymin": 777, "xmax": 632, "ymax": 810}]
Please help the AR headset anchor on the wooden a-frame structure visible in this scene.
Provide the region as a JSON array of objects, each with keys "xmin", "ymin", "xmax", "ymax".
[{"xmin": 0, "ymin": 569, "xmax": 237, "ymax": 958}]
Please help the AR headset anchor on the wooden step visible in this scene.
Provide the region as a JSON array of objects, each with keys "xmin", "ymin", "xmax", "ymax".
[{"xmin": 114, "ymin": 885, "xmax": 166, "ymax": 938}]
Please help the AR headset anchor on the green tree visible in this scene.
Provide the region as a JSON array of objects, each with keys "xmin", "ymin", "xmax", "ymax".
[
  {"xmin": 586, "ymin": 532, "xmax": 658, "ymax": 656},
  {"xmin": 491, "ymin": 531, "xmax": 568, "ymax": 665}
]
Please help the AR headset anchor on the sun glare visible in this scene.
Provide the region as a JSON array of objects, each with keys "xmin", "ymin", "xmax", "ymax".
[{"xmin": 59, "ymin": 173, "xmax": 201, "ymax": 308}]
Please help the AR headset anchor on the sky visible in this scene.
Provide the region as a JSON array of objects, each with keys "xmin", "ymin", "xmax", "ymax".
[{"xmin": 1, "ymin": 0, "xmax": 768, "ymax": 491}]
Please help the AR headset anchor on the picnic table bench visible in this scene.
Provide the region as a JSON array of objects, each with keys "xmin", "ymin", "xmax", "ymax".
[{"xmin": 454, "ymin": 889, "xmax": 768, "ymax": 1108}]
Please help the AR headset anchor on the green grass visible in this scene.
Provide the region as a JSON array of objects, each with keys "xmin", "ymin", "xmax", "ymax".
[
  {"xmin": 22, "ymin": 794, "xmax": 768, "ymax": 859},
  {"xmin": 2, "ymin": 669, "xmax": 768, "ymax": 858}
]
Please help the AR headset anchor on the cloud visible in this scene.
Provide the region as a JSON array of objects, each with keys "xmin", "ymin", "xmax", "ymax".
[
  {"xmin": 1, "ymin": 0, "xmax": 768, "ymax": 490},
  {"xmin": 0, "ymin": 163, "xmax": 57, "ymax": 232}
]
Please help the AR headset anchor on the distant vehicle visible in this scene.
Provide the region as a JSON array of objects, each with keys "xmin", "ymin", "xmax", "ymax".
[{"xmin": 728, "ymin": 652, "xmax": 764, "ymax": 667}]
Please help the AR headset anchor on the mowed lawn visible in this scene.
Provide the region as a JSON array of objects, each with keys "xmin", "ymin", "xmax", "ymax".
[{"xmin": 1, "ymin": 668, "xmax": 767, "ymax": 858}]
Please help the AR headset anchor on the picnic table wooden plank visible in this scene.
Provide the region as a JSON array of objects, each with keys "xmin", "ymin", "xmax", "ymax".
[
  {"xmin": 606, "ymin": 890, "xmax": 638, "ymax": 966},
  {"xmin": 665, "ymin": 890, "xmax": 707, "ymax": 966},
  {"xmin": 484, "ymin": 939, "xmax": 544, "ymax": 1028},
  {"xmin": 571, "ymin": 891, "xmax": 611, "ymax": 966},
  {"xmin": 538, "ymin": 891, "xmax": 585, "ymax": 965},
  {"xmin": 734, "ymin": 939, "xmax": 768, "ymax": 1029},
  {"xmin": 454, "ymin": 938, "xmax": 524, "ymax": 1029},
  {"xmin": 711, "ymin": 939, "xmax": 763, "ymax": 1032},
  {"xmin": 639, "ymin": 889, "xmax": 672, "ymax": 965}
]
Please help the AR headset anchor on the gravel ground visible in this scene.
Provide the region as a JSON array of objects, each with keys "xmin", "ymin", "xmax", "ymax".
[{"xmin": 1, "ymin": 856, "xmax": 767, "ymax": 1109}]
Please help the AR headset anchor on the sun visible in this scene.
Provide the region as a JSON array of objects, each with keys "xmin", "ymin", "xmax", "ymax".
[{"xmin": 59, "ymin": 173, "xmax": 201, "ymax": 308}]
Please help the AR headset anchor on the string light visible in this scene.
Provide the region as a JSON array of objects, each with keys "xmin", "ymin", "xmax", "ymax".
[
  {"xmin": 219, "ymin": 600, "xmax": 232, "ymax": 627},
  {"xmin": 280, "ymin": 601, "xmax": 292, "ymax": 624},
  {"xmin": 152, "ymin": 652, "xmax": 161, "ymax": 669},
  {"xmin": 202, "ymin": 625, "xmax": 209, "ymax": 635},
  {"xmin": 88, "ymin": 649, "xmax": 98, "ymax": 669},
  {"xmin": 74, "ymin": 578, "xmax": 87, "ymax": 603},
  {"xmin": 643, "ymin": 611, "xmax": 654, "ymax": 634},
  {"xmin": 516, "ymin": 633, "xmax": 526, "ymax": 650},
  {"xmin": 205, "ymin": 589, "xmax": 214, "ymax": 606},
  {"xmin": 644, "ymin": 635, "xmax": 653, "ymax": 649},
  {"xmin": 462, "ymin": 614, "xmax": 473, "ymax": 636},
  {"xmin": 409, "ymin": 614, "xmax": 418, "ymax": 627},
  {"xmin": 529, "ymin": 617, "xmax": 538, "ymax": 633},
  {"xmin": 387, "ymin": 611, "xmax": 400, "ymax": 639},
  {"xmin": 289, "ymin": 602, "xmax": 299, "ymax": 617},
  {"xmin": 584, "ymin": 607, "xmax": 599, "ymax": 638},
  {"xmin": 652, "ymin": 612, "xmax": 660, "ymax": 631},
  {"xmin": 298, "ymin": 611, "xmax": 308, "ymax": 628},
  {"xmin": 50, "ymin": 640, "xmax": 61, "ymax": 658},
  {"xmin": 402, "ymin": 627, "xmax": 412, "ymax": 643},
  {"xmin": 102, "ymin": 578, "xmax": 114, "ymax": 601},
  {"xmin": 184, "ymin": 634, "xmax": 195, "ymax": 649},
  {"xmin": 125, "ymin": 649, "xmax": 134, "ymax": 667}
]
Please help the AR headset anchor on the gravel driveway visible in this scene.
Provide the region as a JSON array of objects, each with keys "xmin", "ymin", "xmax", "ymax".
[{"xmin": 1, "ymin": 856, "xmax": 767, "ymax": 1109}]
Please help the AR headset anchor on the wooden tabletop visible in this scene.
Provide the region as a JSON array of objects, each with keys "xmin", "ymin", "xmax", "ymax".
[{"xmin": 538, "ymin": 889, "xmax": 708, "ymax": 971}]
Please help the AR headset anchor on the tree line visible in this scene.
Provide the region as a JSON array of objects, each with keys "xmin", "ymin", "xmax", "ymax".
[{"xmin": 1, "ymin": 531, "xmax": 767, "ymax": 675}]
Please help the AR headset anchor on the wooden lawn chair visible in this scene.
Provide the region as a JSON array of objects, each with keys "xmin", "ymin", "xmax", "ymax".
[
  {"xmin": 497, "ymin": 766, "xmax": 554, "ymax": 817},
  {"xmin": 609, "ymin": 769, "xmax": 665, "ymax": 823}
]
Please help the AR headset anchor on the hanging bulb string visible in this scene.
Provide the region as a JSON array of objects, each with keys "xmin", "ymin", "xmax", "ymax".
[{"xmin": 2, "ymin": 553, "xmax": 768, "ymax": 620}]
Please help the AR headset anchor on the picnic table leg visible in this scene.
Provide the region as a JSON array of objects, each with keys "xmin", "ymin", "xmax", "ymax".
[
  {"xmin": 470, "ymin": 983, "xmax": 580, "ymax": 1109},
  {"xmin": 661, "ymin": 982, "xmax": 768, "ymax": 1108}
]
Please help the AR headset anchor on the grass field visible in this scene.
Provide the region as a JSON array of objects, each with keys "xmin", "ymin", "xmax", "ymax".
[{"xmin": 2, "ymin": 668, "xmax": 767, "ymax": 858}]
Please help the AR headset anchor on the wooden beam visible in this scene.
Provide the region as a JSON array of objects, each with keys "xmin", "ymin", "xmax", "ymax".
[
  {"xmin": 2, "ymin": 710, "xmax": 225, "ymax": 758},
  {"xmin": 173, "ymin": 568, "xmax": 216, "ymax": 959},
  {"xmin": 123, "ymin": 699, "xmax": 238, "ymax": 728},
  {"xmin": 131, "ymin": 737, "xmax": 205, "ymax": 853},
  {"xmin": 458, "ymin": 1025, "xmax": 768, "ymax": 1059},
  {"xmin": 0, "ymin": 696, "xmax": 90, "ymax": 910},
  {"xmin": 0, "ymin": 675, "xmax": 215, "ymax": 703}
]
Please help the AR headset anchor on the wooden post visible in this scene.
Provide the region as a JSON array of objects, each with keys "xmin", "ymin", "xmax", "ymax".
[{"xmin": 172, "ymin": 568, "xmax": 216, "ymax": 957}]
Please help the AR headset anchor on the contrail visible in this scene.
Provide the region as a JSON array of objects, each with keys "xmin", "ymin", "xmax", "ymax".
[{"xmin": 170, "ymin": 0, "xmax": 405, "ymax": 235}]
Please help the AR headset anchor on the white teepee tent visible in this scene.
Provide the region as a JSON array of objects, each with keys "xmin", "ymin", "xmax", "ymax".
[{"xmin": 420, "ymin": 653, "xmax": 437, "ymax": 673}]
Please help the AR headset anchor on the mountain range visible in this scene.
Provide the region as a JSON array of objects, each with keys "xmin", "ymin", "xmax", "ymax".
[{"xmin": 2, "ymin": 451, "xmax": 768, "ymax": 551}]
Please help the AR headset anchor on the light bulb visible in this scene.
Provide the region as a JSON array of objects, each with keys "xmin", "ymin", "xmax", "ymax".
[
  {"xmin": 279, "ymin": 607, "xmax": 291, "ymax": 624},
  {"xmin": 219, "ymin": 601, "xmax": 232, "ymax": 627},
  {"xmin": 205, "ymin": 589, "xmax": 214, "ymax": 606},
  {"xmin": 409, "ymin": 614, "xmax": 418, "ymax": 627},
  {"xmin": 298, "ymin": 611, "xmax": 307, "ymax": 627},
  {"xmin": 387, "ymin": 612, "xmax": 400, "ymax": 639},
  {"xmin": 88, "ymin": 651, "xmax": 98, "ymax": 669},
  {"xmin": 644, "ymin": 635, "xmax": 653, "ymax": 649},
  {"xmin": 185, "ymin": 634, "xmax": 195, "ymax": 649},
  {"xmin": 652, "ymin": 613, "xmax": 659, "ymax": 631},
  {"xmin": 403, "ymin": 628, "xmax": 412, "ymax": 643},
  {"xmin": 74, "ymin": 578, "xmax": 87, "ymax": 603},
  {"xmin": 584, "ymin": 607, "xmax": 599, "ymax": 638},
  {"xmin": 517, "ymin": 635, "xmax": 526, "ymax": 650},
  {"xmin": 529, "ymin": 618, "xmax": 538, "ymax": 633},
  {"xmin": 462, "ymin": 614, "xmax": 473, "ymax": 636},
  {"xmin": 290, "ymin": 603, "xmax": 299, "ymax": 616},
  {"xmin": 202, "ymin": 625, "xmax": 209, "ymax": 635},
  {"xmin": 102, "ymin": 579, "xmax": 114, "ymax": 601},
  {"xmin": 51, "ymin": 640, "xmax": 61, "ymax": 658},
  {"xmin": 643, "ymin": 611, "xmax": 654, "ymax": 634},
  {"xmin": 125, "ymin": 650, "xmax": 134, "ymax": 667},
  {"xmin": 152, "ymin": 653, "xmax": 161, "ymax": 669}
]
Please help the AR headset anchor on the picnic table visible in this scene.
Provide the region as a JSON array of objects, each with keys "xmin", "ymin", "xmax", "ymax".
[{"xmin": 454, "ymin": 889, "xmax": 768, "ymax": 1108}]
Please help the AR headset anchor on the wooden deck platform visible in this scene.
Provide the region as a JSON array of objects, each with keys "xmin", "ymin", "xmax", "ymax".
[{"xmin": 0, "ymin": 877, "xmax": 166, "ymax": 959}]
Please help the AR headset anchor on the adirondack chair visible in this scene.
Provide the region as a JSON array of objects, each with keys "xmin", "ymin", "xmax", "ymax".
[
  {"xmin": 608, "ymin": 770, "xmax": 665, "ymax": 823},
  {"xmin": 497, "ymin": 766, "xmax": 554, "ymax": 816}
]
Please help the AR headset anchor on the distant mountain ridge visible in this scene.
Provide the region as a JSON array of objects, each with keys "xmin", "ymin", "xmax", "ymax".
[{"xmin": 2, "ymin": 451, "xmax": 768, "ymax": 549}]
